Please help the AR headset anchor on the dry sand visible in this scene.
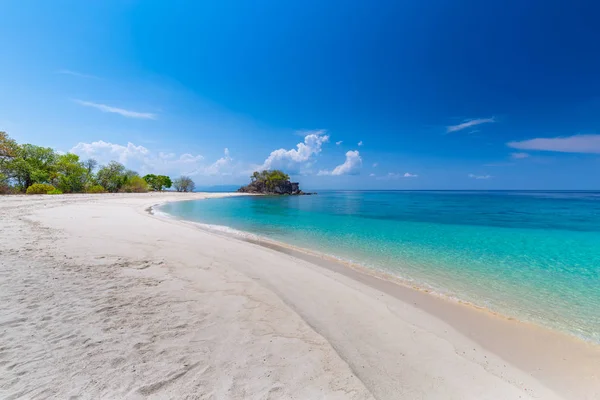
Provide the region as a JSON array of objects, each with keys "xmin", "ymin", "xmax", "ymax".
[{"xmin": 0, "ymin": 193, "xmax": 598, "ymax": 399}]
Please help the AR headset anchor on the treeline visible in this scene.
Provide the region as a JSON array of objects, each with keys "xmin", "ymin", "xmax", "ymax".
[{"xmin": 0, "ymin": 131, "xmax": 195, "ymax": 194}]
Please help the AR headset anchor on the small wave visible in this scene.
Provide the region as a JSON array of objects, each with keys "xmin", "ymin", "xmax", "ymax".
[
  {"xmin": 151, "ymin": 209, "xmax": 173, "ymax": 219},
  {"xmin": 190, "ymin": 221, "xmax": 265, "ymax": 241}
]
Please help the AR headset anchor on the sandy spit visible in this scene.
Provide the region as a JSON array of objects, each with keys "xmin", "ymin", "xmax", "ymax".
[{"xmin": 0, "ymin": 193, "xmax": 598, "ymax": 399}]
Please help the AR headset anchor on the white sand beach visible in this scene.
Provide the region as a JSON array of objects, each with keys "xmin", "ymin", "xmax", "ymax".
[{"xmin": 1, "ymin": 193, "xmax": 599, "ymax": 399}]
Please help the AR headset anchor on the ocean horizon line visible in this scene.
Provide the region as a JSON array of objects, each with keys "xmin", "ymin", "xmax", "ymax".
[{"xmin": 199, "ymin": 188, "xmax": 600, "ymax": 193}]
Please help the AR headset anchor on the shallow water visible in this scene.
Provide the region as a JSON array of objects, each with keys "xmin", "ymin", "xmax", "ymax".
[{"xmin": 160, "ymin": 191, "xmax": 600, "ymax": 343}]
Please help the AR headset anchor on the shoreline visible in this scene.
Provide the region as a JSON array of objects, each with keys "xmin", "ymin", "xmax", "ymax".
[
  {"xmin": 153, "ymin": 201, "xmax": 596, "ymax": 346},
  {"xmin": 2, "ymin": 193, "xmax": 599, "ymax": 399}
]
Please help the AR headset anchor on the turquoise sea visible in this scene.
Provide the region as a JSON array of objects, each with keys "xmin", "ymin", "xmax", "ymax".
[{"xmin": 159, "ymin": 191, "xmax": 600, "ymax": 343}]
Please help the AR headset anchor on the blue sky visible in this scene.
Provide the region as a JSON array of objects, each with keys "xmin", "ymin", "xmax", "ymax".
[{"xmin": 1, "ymin": 0, "xmax": 600, "ymax": 190}]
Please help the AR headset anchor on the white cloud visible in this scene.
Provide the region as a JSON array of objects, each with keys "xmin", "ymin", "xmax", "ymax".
[
  {"xmin": 372, "ymin": 163, "xmax": 378, "ymax": 167},
  {"xmin": 177, "ymin": 153, "xmax": 204, "ymax": 163},
  {"xmin": 71, "ymin": 140, "xmax": 151, "ymax": 165},
  {"xmin": 58, "ymin": 69, "xmax": 99, "ymax": 79},
  {"xmin": 369, "ymin": 173, "xmax": 376, "ymax": 177},
  {"xmin": 358, "ymin": 141, "xmax": 363, "ymax": 146},
  {"xmin": 318, "ymin": 150, "xmax": 362, "ymax": 176},
  {"xmin": 331, "ymin": 150, "xmax": 362, "ymax": 175},
  {"xmin": 73, "ymin": 99, "xmax": 156, "ymax": 120},
  {"xmin": 200, "ymin": 148, "xmax": 234, "ymax": 176},
  {"xmin": 375, "ymin": 172, "xmax": 418, "ymax": 180},
  {"xmin": 71, "ymin": 140, "xmax": 205, "ymax": 176},
  {"xmin": 507, "ymin": 134, "xmax": 600, "ymax": 154},
  {"xmin": 336, "ymin": 140, "xmax": 343, "ymax": 145},
  {"xmin": 447, "ymin": 117, "xmax": 495, "ymax": 133},
  {"xmin": 510, "ymin": 152, "xmax": 530, "ymax": 159},
  {"xmin": 260, "ymin": 130, "xmax": 329, "ymax": 173},
  {"xmin": 468, "ymin": 174, "xmax": 492, "ymax": 180}
]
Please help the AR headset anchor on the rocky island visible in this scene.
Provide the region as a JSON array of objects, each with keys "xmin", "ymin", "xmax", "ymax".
[{"xmin": 237, "ymin": 170, "xmax": 313, "ymax": 195}]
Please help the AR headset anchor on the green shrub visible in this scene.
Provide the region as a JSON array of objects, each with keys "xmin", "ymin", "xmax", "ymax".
[
  {"xmin": 86, "ymin": 185, "xmax": 106, "ymax": 193},
  {"xmin": 120, "ymin": 176, "xmax": 149, "ymax": 193},
  {"xmin": 47, "ymin": 188, "xmax": 63, "ymax": 195},
  {"xmin": 25, "ymin": 183, "xmax": 56, "ymax": 195}
]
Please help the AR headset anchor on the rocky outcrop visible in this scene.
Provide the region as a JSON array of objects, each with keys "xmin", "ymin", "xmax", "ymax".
[
  {"xmin": 238, "ymin": 170, "xmax": 316, "ymax": 195},
  {"xmin": 237, "ymin": 180, "xmax": 312, "ymax": 195},
  {"xmin": 273, "ymin": 181, "xmax": 300, "ymax": 194}
]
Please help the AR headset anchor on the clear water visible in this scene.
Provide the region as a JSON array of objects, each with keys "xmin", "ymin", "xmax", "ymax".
[{"xmin": 159, "ymin": 191, "xmax": 600, "ymax": 343}]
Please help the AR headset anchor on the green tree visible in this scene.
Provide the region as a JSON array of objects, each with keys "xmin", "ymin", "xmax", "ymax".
[
  {"xmin": 7, "ymin": 144, "xmax": 57, "ymax": 191},
  {"xmin": 83, "ymin": 158, "xmax": 97, "ymax": 174},
  {"xmin": 83, "ymin": 158, "xmax": 98, "ymax": 176},
  {"xmin": 82, "ymin": 158, "xmax": 98, "ymax": 190},
  {"xmin": 54, "ymin": 153, "xmax": 88, "ymax": 193},
  {"xmin": 124, "ymin": 169, "xmax": 139, "ymax": 180},
  {"xmin": 0, "ymin": 132, "xmax": 19, "ymax": 193},
  {"xmin": 265, "ymin": 170, "xmax": 289, "ymax": 190},
  {"xmin": 143, "ymin": 174, "xmax": 158, "ymax": 189},
  {"xmin": 157, "ymin": 175, "xmax": 172, "ymax": 191},
  {"xmin": 143, "ymin": 174, "xmax": 172, "ymax": 191},
  {"xmin": 96, "ymin": 161, "xmax": 128, "ymax": 193},
  {"xmin": 173, "ymin": 176, "xmax": 195, "ymax": 192},
  {"xmin": 250, "ymin": 171, "xmax": 261, "ymax": 182},
  {"xmin": 0, "ymin": 132, "xmax": 19, "ymax": 160}
]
